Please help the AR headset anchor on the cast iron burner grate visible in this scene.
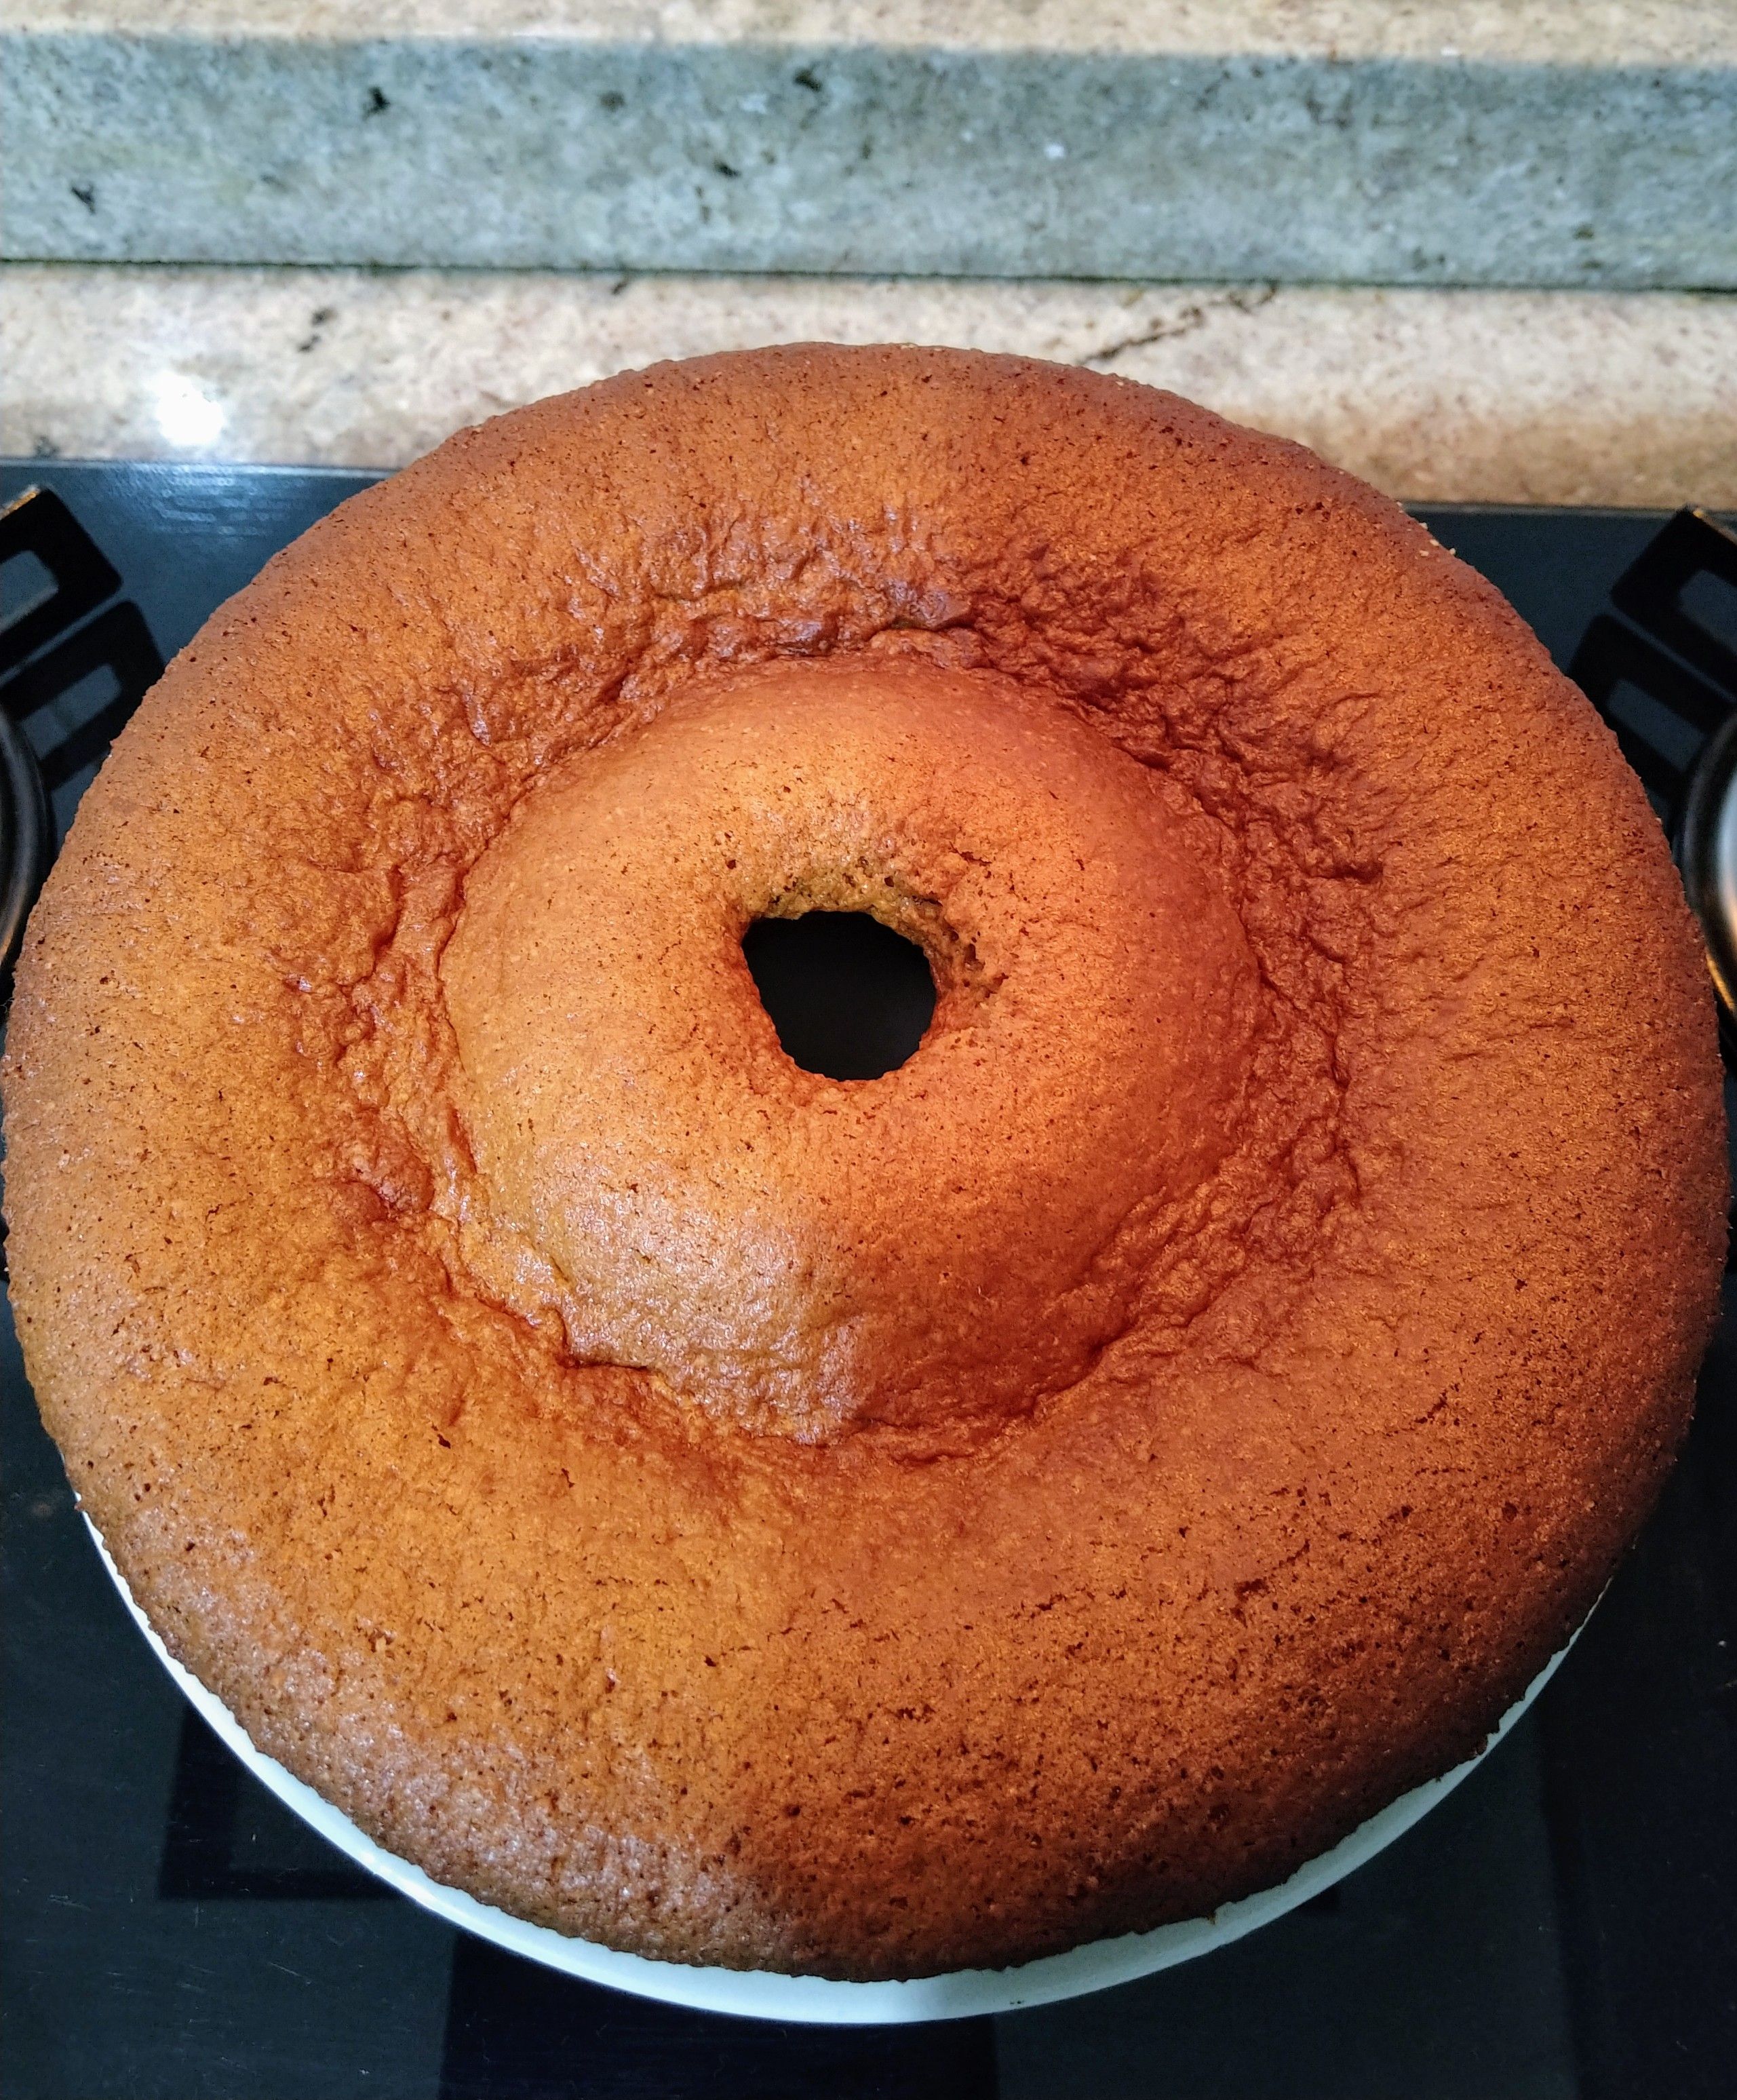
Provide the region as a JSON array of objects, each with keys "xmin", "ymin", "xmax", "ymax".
[{"xmin": 0, "ymin": 484, "xmax": 163, "ymax": 985}]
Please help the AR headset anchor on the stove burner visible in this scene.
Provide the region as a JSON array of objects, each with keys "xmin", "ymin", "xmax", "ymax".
[
  {"xmin": 1679, "ymin": 711, "xmax": 1737, "ymax": 1051},
  {"xmin": 1571, "ymin": 508, "xmax": 1737, "ymax": 1063}
]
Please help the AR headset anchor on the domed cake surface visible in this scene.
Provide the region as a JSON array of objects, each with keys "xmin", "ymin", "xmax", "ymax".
[
  {"xmin": 3, "ymin": 347, "xmax": 1724, "ymax": 1980},
  {"xmin": 442, "ymin": 657, "xmax": 1260, "ymax": 1445}
]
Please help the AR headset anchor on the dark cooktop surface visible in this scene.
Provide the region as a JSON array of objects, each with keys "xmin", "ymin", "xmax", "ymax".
[{"xmin": 3, "ymin": 463, "xmax": 1735, "ymax": 2100}]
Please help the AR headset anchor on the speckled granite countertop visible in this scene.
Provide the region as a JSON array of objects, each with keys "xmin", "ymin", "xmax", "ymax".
[{"xmin": 5, "ymin": 264, "xmax": 1734, "ymax": 508}]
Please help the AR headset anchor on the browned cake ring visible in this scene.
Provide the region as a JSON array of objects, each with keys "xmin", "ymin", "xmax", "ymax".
[{"xmin": 2, "ymin": 348, "xmax": 1724, "ymax": 1981}]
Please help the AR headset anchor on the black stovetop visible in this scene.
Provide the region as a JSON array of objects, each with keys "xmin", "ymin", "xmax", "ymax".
[{"xmin": 3, "ymin": 463, "xmax": 1735, "ymax": 2100}]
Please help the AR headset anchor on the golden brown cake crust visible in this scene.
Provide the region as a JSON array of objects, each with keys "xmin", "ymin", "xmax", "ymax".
[{"xmin": 3, "ymin": 347, "xmax": 1725, "ymax": 1979}]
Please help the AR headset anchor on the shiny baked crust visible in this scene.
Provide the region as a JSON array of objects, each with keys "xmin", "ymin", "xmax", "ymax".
[{"xmin": 3, "ymin": 347, "xmax": 1725, "ymax": 1980}]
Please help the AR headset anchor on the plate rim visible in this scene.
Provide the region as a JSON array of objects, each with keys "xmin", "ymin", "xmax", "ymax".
[{"xmin": 87, "ymin": 1517, "xmax": 1576, "ymax": 2025}]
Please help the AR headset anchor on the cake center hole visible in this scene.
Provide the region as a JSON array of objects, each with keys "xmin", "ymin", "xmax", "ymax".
[{"xmin": 742, "ymin": 912, "xmax": 936, "ymax": 1081}]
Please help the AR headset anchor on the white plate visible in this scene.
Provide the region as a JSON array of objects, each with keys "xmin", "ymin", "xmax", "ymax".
[{"xmin": 89, "ymin": 1519, "xmax": 1575, "ymax": 2025}]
